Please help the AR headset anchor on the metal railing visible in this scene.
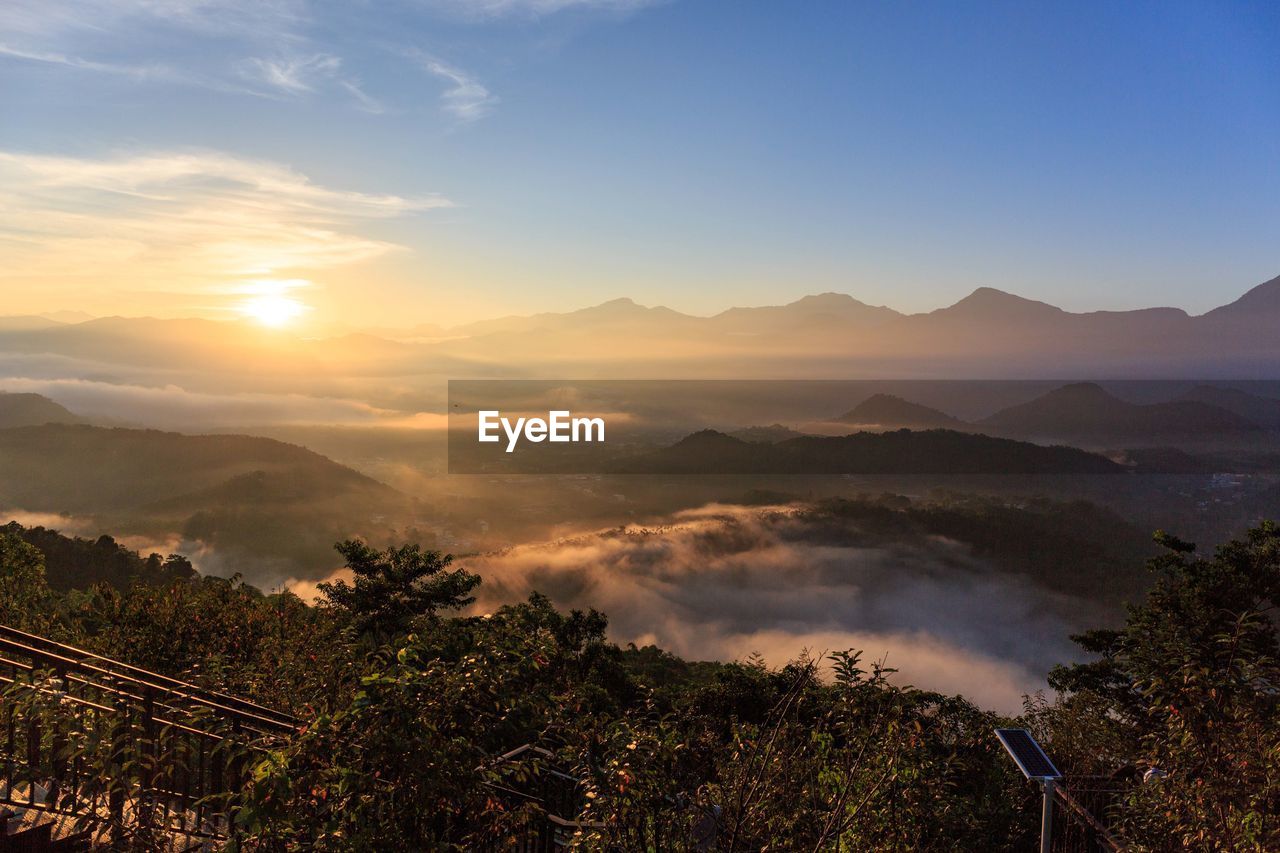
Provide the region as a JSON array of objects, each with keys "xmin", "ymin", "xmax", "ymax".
[
  {"xmin": 1050, "ymin": 776, "xmax": 1128, "ymax": 852},
  {"xmin": 0, "ymin": 623, "xmax": 299, "ymax": 846}
]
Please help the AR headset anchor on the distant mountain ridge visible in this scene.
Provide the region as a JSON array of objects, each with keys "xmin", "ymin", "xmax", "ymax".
[
  {"xmin": 827, "ymin": 383, "xmax": 1273, "ymax": 443},
  {"xmin": 419, "ymin": 272, "xmax": 1280, "ymax": 376},
  {"xmin": 1174, "ymin": 385, "xmax": 1280, "ymax": 429},
  {"xmin": 4, "ymin": 273, "xmax": 1280, "ymax": 379},
  {"xmin": 836, "ymin": 394, "xmax": 965, "ymax": 428},
  {"xmin": 0, "ymin": 392, "xmax": 85, "ymax": 428},
  {"xmin": 980, "ymin": 382, "xmax": 1261, "ymax": 439},
  {"xmin": 614, "ymin": 428, "xmax": 1124, "ymax": 474}
]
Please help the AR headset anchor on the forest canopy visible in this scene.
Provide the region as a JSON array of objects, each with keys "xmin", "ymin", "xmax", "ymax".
[{"xmin": 0, "ymin": 513, "xmax": 1276, "ymax": 850}]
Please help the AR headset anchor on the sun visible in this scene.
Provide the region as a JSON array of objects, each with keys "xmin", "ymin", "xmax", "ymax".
[{"xmin": 238, "ymin": 294, "xmax": 307, "ymax": 328}]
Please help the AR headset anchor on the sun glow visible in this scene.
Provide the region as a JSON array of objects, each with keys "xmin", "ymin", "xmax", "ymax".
[{"xmin": 239, "ymin": 293, "xmax": 308, "ymax": 327}]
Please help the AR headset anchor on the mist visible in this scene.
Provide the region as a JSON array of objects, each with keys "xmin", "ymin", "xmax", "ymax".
[{"xmin": 449, "ymin": 504, "xmax": 1083, "ymax": 713}]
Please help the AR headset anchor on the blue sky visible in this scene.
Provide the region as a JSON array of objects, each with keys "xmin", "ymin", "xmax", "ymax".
[{"xmin": 1, "ymin": 0, "xmax": 1278, "ymax": 327}]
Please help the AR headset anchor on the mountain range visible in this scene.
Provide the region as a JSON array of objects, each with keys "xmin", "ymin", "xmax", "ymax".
[
  {"xmin": 613, "ymin": 428, "xmax": 1124, "ymax": 475},
  {"xmin": 832, "ymin": 383, "xmax": 1273, "ymax": 442},
  {"xmin": 422, "ymin": 274, "xmax": 1280, "ymax": 377},
  {"xmin": 3, "ymin": 274, "xmax": 1280, "ymax": 382}
]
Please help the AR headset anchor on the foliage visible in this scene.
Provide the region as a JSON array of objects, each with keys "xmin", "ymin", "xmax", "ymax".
[
  {"xmin": 3, "ymin": 521, "xmax": 196, "ymax": 591},
  {"xmin": 318, "ymin": 540, "xmax": 481, "ymax": 644},
  {"xmin": 0, "ymin": 530, "xmax": 58, "ymax": 633},
  {"xmin": 1044, "ymin": 522, "xmax": 1280, "ymax": 851},
  {"xmin": 1, "ymin": 521, "xmax": 1278, "ymax": 850}
]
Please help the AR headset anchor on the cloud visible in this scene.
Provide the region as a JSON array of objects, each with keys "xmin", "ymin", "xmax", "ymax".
[
  {"xmin": 0, "ymin": 1, "xmax": 383, "ymax": 109},
  {"xmin": 0, "ymin": 148, "xmax": 448, "ymax": 299},
  {"xmin": 459, "ymin": 504, "xmax": 1085, "ymax": 713},
  {"xmin": 415, "ymin": 55, "xmax": 498, "ymax": 122},
  {"xmin": 422, "ymin": 0, "xmax": 663, "ymax": 20},
  {"xmin": 0, "ymin": 0, "xmax": 305, "ymax": 40},
  {"xmin": 338, "ymin": 79, "xmax": 386, "ymax": 114},
  {"xmin": 0, "ymin": 376, "xmax": 425, "ymax": 430},
  {"xmin": 0, "ymin": 43, "xmax": 180, "ymax": 81},
  {"xmin": 243, "ymin": 52, "xmax": 341, "ymax": 94}
]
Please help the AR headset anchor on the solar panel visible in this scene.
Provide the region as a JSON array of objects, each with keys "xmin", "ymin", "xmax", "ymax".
[{"xmin": 994, "ymin": 728, "xmax": 1062, "ymax": 781}]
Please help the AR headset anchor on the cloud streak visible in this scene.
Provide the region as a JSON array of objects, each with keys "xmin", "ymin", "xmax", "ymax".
[
  {"xmin": 0, "ymin": 148, "xmax": 448, "ymax": 300},
  {"xmin": 0, "ymin": 376, "xmax": 430, "ymax": 430},
  {"xmin": 243, "ymin": 52, "xmax": 341, "ymax": 94},
  {"xmin": 415, "ymin": 55, "xmax": 498, "ymax": 122},
  {"xmin": 422, "ymin": 0, "xmax": 663, "ymax": 20},
  {"xmin": 0, "ymin": 1, "xmax": 383, "ymax": 109}
]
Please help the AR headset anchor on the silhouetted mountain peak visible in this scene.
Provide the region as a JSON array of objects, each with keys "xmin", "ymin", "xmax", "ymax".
[
  {"xmin": 983, "ymin": 382, "xmax": 1257, "ymax": 438},
  {"xmin": 568, "ymin": 297, "xmax": 689, "ymax": 323},
  {"xmin": 1176, "ymin": 384, "xmax": 1280, "ymax": 427},
  {"xmin": 837, "ymin": 394, "xmax": 963, "ymax": 426},
  {"xmin": 937, "ymin": 287, "xmax": 1065, "ymax": 320},
  {"xmin": 672, "ymin": 429, "xmax": 744, "ymax": 450},
  {"xmin": 1204, "ymin": 273, "xmax": 1280, "ymax": 318},
  {"xmin": 790, "ymin": 292, "xmax": 878, "ymax": 310},
  {"xmin": 1041, "ymin": 382, "xmax": 1114, "ymax": 401}
]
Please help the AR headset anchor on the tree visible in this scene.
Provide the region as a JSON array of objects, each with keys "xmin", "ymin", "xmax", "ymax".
[
  {"xmin": 1047, "ymin": 522, "xmax": 1280, "ymax": 850},
  {"xmin": 0, "ymin": 531, "xmax": 56, "ymax": 633},
  {"xmin": 318, "ymin": 541, "xmax": 481, "ymax": 644}
]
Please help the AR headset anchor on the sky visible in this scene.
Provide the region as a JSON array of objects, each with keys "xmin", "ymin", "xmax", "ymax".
[{"xmin": 1, "ymin": 0, "xmax": 1278, "ymax": 329}]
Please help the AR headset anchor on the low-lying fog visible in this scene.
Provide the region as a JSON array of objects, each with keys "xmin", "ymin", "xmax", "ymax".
[{"xmin": 299, "ymin": 503, "xmax": 1082, "ymax": 714}]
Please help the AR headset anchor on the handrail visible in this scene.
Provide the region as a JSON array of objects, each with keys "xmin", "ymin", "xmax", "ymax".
[
  {"xmin": 0, "ymin": 636, "xmax": 292, "ymax": 738},
  {"xmin": 0, "ymin": 624, "xmax": 298, "ymax": 730},
  {"xmin": 0, "ymin": 623, "xmax": 303, "ymax": 845},
  {"xmin": 1057, "ymin": 783, "xmax": 1127, "ymax": 852}
]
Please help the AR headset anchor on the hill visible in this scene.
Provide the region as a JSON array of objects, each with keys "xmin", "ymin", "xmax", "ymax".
[
  {"xmin": 981, "ymin": 383, "xmax": 1259, "ymax": 440},
  {"xmin": 0, "ymin": 424, "xmax": 413, "ymax": 585},
  {"xmin": 835, "ymin": 393, "xmax": 965, "ymax": 428},
  {"xmin": 2, "ymin": 520, "xmax": 196, "ymax": 591},
  {"xmin": 1174, "ymin": 385, "xmax": 1280, "ymax": 429},
  {"xmin": 0, "ymin": 392, "xmax": 85, "ymax": 428},
  {"xmin": 728, "ymin": 424, "xmax": 810, "ymax": 443},
  {"xmin": 0, "ymin": 424, "xmax": 395, "ymax": 513},
  {"xmin": 613, "ymin": 428, "xmax": 1124, "ymax": 474}
]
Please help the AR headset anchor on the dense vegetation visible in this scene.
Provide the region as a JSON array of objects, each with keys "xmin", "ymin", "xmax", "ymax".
[
  {"xmin": 0, "ymin": 513, "xmax": 1276, "ymax": 850},
  {"xmin": 2, "ymin": 521, "xmax": 195, "ymax": 591}
]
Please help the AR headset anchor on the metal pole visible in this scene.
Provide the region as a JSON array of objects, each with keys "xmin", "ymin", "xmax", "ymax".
[{"xmin": 1040, "ymin": 779, "xmax": 1055, "ymax": 853}]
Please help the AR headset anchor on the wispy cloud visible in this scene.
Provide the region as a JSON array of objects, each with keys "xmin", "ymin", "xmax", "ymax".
[
  {"xmin": 0, "ymin": 148, "xmax": 449, "ymax": 297},
  {"xmin": 239, "ymin": 52, "xmax": 386, "ymax": 112},
  {"xmin": 0, "ymin": 1, "xmax": 378, "ymax": 110},
  {"xmin": 243, "ymin": 52, "xmax": 341, "ymax": 94},
  {"xmin": 0, "ymin": 0, "xmax": 305, "ymax": 40},
  {"xmin": 412, "ymin": 54, "xmax": 498, "ymax": 122},
  {"xmin": 0, "ymin": 43, "xmax": 174, "ymax": 80},
  {"xmin": 339, "ymin": 79, "xmax": 386, "ymax": 114},
  {"xmin": 423, "ymin": 0, "xmax": 663, "ymax": 20}
]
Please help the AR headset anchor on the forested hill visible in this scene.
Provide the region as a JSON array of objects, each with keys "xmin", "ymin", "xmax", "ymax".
[
  {"xmin": 614, "ymin": 428, "xmax": 1125, "ymax": 474},
  {"xmin": 3, "ymin": 520, "xmax": 196, "ymax": 591},
  {"xmin": 0, "ymin": 391, "xmax": 85, "ymax": 428},
  {"xmin": 0, "ymin": 424, "xmax": 415, "ymax": 585},
  {"xmin": 0, "ymin": 423, "xmax": 397, "ymax": 513}
]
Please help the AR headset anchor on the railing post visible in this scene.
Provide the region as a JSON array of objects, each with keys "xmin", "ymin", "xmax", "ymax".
[
  {"xmin": 49, "ymin": 665, "xmax": 67, "ymax": 806},
  {"xmin": 1040, "ymin": 779, "xmax": 1055, "ymax": 853},
  {"xmin": 110, "ymin": 696, "xmax": 127, "ymax": 847},
  {"xmin": 141, "ymin": 687, "xmax": 156, "ymax": 832}
]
